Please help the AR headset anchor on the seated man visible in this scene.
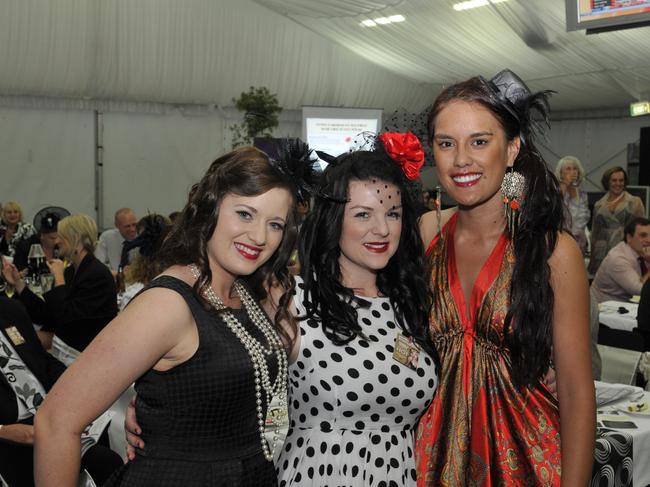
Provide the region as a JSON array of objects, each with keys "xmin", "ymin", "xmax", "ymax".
[
  {"xmin": 0, "ymin": 297, "xmax": 122, "ymax": 486},
  {"xmin": 95, "ymin": 208, "xmax": 137, "ymax": 272},
  {"xmin": 591, "ymin": 217, "xmax": 650, "ymax": 303}
]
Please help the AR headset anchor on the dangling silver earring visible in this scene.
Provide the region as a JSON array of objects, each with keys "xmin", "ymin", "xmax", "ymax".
[{"xmin": 500, "ymin": 167, "xmax": 525, "ymax": 238}]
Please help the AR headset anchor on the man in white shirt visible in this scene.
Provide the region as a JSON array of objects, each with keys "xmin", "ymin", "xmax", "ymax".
[
  {"xmin": 95, "ymin": 208, "xmax": 137, "ymax": 272},
  {"xmin": 591, "ymin": 217, "xmax": 650, "ymax": 303}
]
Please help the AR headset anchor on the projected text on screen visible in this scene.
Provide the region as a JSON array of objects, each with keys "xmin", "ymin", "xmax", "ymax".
[{"xmin": 306, "ymin": 118, "xmax": 379, "ymax": 157}]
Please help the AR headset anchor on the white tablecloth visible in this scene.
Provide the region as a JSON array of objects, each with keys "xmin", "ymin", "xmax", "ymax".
[
  {"xmin": 599, "ymin": 301, "xmax": 638, "ymax": 332},
  {"xmin": 598, "ymin": 389, "xmax": 650, "ymax": 486}
]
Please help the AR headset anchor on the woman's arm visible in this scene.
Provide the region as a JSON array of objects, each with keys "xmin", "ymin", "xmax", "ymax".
[
  {"xmin": 34, "ymin": 287, "xmax": 195, "ymax": 486},
  {"xmin": 0, "ymin": 423, "xmax": 34, "ymax": 444},
  {"xmin": 549, "ymin": 232, "xmax": 596, "ymax": 486},
  {"xmin": 632, "ymin": 195, "xmax": 645, "ymax": 217}
]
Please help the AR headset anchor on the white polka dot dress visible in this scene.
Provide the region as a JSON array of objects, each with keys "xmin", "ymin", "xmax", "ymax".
[{"xmin": 277, "ymin": 277, "xmax": 438, "ymax": 486}]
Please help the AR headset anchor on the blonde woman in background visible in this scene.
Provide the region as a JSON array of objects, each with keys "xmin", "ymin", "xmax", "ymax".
[
  {"xmin": 555, "ymin": 156, "xmax": 590, "ymax": 255},
  {"xmin": 0, "ymin": 201, "xmax": 36, "ymax": 257},
  {"xmin": 2, "ymin": 214, "xmax": 117, "ymax": 360}
]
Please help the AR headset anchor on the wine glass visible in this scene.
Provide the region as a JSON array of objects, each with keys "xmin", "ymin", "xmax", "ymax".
[
  {"xmin": 1, "ymin": 255, "xmax": 15, "ymax": 297},
  {"xmin": 27, "ymin": 244, "xmax": 47, "ymax": 282}
]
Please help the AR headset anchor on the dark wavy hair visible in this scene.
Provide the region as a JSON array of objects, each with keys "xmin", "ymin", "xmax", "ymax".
[
  {"xmin": 127, "ymin": 214, "xmax": 171, "ymax": 285},
  {"xmin": 298, "ymin": 147, "xmax": 437, "ymax": 362},
  {"xmin": 158, "ymin": 147, "xmax": 298, "ymax": 344},
  {"xmin": 427, "ymin": 75, "xmax": 564, "ymax": 387}
]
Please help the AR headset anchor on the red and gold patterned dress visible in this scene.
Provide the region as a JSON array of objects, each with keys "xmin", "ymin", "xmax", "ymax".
[{"xmin": 416, "ymin": 213, "xmax": 561, "ymax": 486}]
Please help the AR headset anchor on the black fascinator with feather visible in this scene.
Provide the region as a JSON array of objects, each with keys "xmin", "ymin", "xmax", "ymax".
[
  {"xmin": 269, "ymin": 138, "xmax": 321, "ymax": 203},
  {"xmin": 122, "ymin": 214, "xmax": 171, "ymax": 258},
  {"xmin": 480, "ymin": 69, "xmax": 554, "ymax": 148}
]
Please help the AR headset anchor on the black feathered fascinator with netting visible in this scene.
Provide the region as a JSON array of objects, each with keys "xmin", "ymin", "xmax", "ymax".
[{"xmin": 122, "ymin": 214, "xmax": 170, "ymax": 258}]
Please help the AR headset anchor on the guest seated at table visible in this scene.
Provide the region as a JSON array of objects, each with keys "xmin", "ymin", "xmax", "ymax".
[
  {"xmin": 13, "ymin": 212, "xmax": 61, "ymax": 271},
  {"xmin": 0, "ymin": 296, "xmax": 122, "ymax": 487},
  {"xmin": 117, "ymin": 214, "xmax": 171, "ymax": 311},
  {"xmin": 591, "ymin": 217, "xmax": 650, "ymax": 303},
  {"xmin": 95, "ymin": 208, "xmax": 138, "ymax": 273},
  {"xmin": 636, "ymin": 279, "xmax": 650, "ymax": 351},
  {"xmin": 0, "ymin": 201, "xmax": 36, "ymax": 258},
  {"xmin": 2, "ymin": 214, "xmax": 117, "ymax": 362}
]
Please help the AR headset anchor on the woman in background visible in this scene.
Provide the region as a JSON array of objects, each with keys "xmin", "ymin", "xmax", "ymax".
[
  {"xmin": 0, "ymin": 201, "xmax": 36, "ymax": 258},
  {"xmin": 117, "ymin": 213, "xmax": 171, "ymax": 311},
  {"xmin": 555, "ymin": 155, "xmax": 590, "ymax": 255},
  {"xmin": 416, "ymin": 70, "xmax": 595, "ymax": 486},
  {"xmin": 3, "ymin": 214, "xmax": 117, "ymax": 360},
  {"xmin": 14, "ymin": 211, "xmax": 63, "ymax": 271},
  {"xmin": 588, "ymin": 165, "xmax": 645, "ymax": 274}
]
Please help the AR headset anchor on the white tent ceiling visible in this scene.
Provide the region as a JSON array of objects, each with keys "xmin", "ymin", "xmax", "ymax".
[{"xmin": 0, "ymin": 0, "xmax": 649, "ymax": 114}]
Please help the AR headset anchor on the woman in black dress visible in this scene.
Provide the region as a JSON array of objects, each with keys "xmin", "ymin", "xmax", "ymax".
[{"xmin": 33, "ymin": 146, "xmax": 311, "ymax": 486}]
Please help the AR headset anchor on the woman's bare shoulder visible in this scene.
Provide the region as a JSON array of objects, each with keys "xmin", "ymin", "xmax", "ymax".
[
  {"xmin": 549, "ymin": 231, "xmax": 585, "ymax": 273},
  {"xmin": 419, "ymin": 207, "xmax": 456, "ymax": 247}
]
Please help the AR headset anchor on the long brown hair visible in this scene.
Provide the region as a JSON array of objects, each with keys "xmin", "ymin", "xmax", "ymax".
[
  {"xmin": 158, "ymin": 147, "xmax": 298, "ymax": 345},
  {"xmin": 127, "ymin": 214, "xmax": 171, "ymax": 285}
]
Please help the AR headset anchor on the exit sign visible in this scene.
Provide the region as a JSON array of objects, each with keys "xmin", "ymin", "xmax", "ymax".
[{"xmin": 630, "ymin": 101, "xmax": 650, "ymax": 117}]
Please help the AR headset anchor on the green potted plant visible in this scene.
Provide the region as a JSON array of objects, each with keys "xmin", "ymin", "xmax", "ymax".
[{"xmin": 230, "ymin": 86, "xmax": 282, "ymax": 148}]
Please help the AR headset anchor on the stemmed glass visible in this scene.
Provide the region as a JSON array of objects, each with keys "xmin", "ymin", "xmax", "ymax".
[
  {"xmin": 28, "ymin": 243, "xmax": 52, "ymax": 293},
  {"xmin": 0, "ymin": 255, "xmax": 14, "ymax": 297}
]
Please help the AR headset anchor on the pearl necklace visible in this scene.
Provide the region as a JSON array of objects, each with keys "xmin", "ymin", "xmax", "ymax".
[{"xmin": 188, "ymin": 264, "xmax": 287, "ymax": 461}]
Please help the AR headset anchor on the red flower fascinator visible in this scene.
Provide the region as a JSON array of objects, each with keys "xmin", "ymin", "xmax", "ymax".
[{"xmin": 377, "ymin": 131, "xmax": 424, "ymax": 180}]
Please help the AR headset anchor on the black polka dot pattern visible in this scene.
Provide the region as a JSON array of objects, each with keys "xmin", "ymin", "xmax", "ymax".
[{"xmin": 277, "ymin": 276, "xmax": 438, "ymax": 486}]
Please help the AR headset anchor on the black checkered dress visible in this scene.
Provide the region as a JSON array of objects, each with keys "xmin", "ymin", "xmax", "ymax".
[{"xmin": 104, "ymin": 276, "xmax": 277, "ymax": 486}]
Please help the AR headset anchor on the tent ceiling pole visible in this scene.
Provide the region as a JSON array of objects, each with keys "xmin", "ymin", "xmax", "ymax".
[{"xmin": 94, "ymin": 110, "xmax": 104, "ymax": 230}]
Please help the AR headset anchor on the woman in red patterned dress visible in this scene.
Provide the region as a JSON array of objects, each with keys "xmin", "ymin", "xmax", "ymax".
[{"xmin": 415, "ymin": 71, "xmax": 595, "ymax": 486}]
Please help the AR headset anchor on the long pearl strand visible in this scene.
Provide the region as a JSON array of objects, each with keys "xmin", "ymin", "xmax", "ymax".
[{"xmin": 188, "ymin": 264, "xmax": 287, "ymax": 461}]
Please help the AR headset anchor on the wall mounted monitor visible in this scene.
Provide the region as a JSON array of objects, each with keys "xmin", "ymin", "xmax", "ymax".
[{"xmin": 566, "ymin": 0, "xmax": 650, "ymax": 33}]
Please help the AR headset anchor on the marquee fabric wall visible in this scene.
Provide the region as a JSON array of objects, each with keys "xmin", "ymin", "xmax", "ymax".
[
  {"xmin": 1, "ymin": 101, "xmax": 647, "ymax": 229},
  {"xmin": 0, "ymin": 103, "xmax": 302, "ymax": 229}
]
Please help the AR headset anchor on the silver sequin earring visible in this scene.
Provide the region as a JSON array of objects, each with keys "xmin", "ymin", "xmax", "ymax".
[{"xmin": 500, "ymin": 167, "xmax": 525, "ymax": 237}]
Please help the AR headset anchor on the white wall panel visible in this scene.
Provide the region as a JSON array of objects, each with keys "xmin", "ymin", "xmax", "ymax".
[
  {"xmin": 101, "ymin": 111, "xmax": 228, "ymax": 228},
  {"xmin": 0, "ymin": 107, "xmax": 94, "ymax": 222}
]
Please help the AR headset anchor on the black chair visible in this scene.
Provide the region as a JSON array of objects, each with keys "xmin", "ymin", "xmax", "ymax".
[
  {"xmin": 598, "ymin": 324, "xmax": 647, "ymax": 386},
  {"xmin": 598, "ymin": 324, "xmax": 645, "ymax": 352}
]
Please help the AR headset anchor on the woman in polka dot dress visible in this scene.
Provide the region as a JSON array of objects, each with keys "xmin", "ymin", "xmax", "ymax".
[{"xmin": 277, "ymin": 134, "xmax": 439, "ymax": 486}]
